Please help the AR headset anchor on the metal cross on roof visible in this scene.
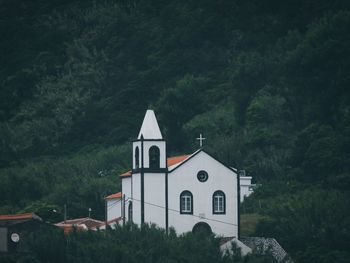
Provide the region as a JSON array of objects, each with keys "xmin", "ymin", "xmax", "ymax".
[{"xmin": 196, "ymin": 133, "xmax": 206, "ymax": 147}]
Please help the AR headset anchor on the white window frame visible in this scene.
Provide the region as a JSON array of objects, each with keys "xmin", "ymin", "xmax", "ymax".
[{"xmin": 180, "ymin": 191, "xmax": 193, "ymax": 214}]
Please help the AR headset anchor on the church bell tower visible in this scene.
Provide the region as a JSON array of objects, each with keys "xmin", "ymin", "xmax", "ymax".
[{"xmin": 132, "ymin": 110, "xmax": 167, "ymax": 227}]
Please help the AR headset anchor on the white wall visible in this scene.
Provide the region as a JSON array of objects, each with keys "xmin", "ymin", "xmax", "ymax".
[
  {"xmin": 240, "ymin": 176, "xmax": 253, "ymax": 202},
  {"xmin": 128, "ymin": 171, "xmax": 166, "ymax": 227},
  {"xmin": 168, "ymin": 151, "xmax": 238, "ymax": 237},
  {"xmin": 121, "ymin": 177, "xmax": 132, "ymax": 221},
  {"xmin": 107, "ymin": 199, "xmax": 122, "ymax": 221},
  {"xmin": 123, "ymin": 149, "xmax": 239, "ymax": 237},
  {"xmin": 144, "ymin": 172, "xmax": 166, "ymax": 228},
  {"xmin": 131, "ymin": 173, "xmax": 141, "ymax": 225}
]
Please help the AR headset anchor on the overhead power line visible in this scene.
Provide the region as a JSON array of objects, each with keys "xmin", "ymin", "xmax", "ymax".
[{"xmin": 129, "ymin": 197, "xmax": 238, "ymax": 227}]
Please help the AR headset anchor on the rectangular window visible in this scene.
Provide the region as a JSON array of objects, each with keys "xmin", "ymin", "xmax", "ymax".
[
  {"xmin": 214, "ymin": 196, "xmax": 224, "ymax": 213},
  {"xmin": 180, "ymin": 191, "xmax": 193, "ymax": 214},
  {"xmin": 181, "ymin": 196, "xmax": 191, "ymax": 212}
]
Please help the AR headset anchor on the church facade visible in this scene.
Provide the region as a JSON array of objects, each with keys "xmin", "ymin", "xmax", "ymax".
[{"xmin": 106, "ymin": 110, "xmax": 252, "ymax": 237}]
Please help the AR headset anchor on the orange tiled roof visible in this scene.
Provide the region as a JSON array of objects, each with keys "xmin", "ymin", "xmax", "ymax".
[
  {"xmin": 119, "ymin": 154, "xmax": 190, "ymax": 178},
  {"xmin": 120, "ymin": 171, "xmax": 132, "ymax": 177},
  {"xmin": 0, "ymin": 213, "xmax": 37, "ymax": 221},
  {"xmin": 55, "ymin": 217, "xmax": 104, "ymax": 232},
  {"xmin": 106, "ymin": 192, "xmax": 122, "ymax": 200},
  {"xmin": 167, "ymin": 155, "xmax": 190, "ymax": 166},
  {"xmin": 56, "ymin": 217, "xmax": 103, "ymax": 226}
]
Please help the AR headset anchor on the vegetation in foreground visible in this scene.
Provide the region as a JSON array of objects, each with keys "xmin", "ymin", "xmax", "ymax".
[{"xmin": 0, "ymin": 224, "xmax": 276, "ymax": 263}]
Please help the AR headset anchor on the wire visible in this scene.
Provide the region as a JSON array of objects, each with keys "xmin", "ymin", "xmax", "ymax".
[
  {"xmin": 106, "ymin": 197, "xmax": 131, "ymax": 209},
  {"xmin": 129, "ymin": 197, "xmax": 238, "ymax": 227},
  {"xmin": 106, "ymin": 198, "xmax": 122, "ymax": 209}
]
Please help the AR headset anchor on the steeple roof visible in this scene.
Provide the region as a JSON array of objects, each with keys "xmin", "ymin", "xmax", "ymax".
[{"xmin": 137, "ymin": 110, "xmax": 163, "ymax": 139}]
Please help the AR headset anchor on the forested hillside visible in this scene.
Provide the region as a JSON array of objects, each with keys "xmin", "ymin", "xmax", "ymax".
[{"xmin": 1, "ymin": 0, "xmax": 350, "ymax": 262}]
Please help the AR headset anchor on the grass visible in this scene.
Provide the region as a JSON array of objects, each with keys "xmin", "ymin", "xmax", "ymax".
[{"xmin": 240, "ymin": 213, "xmax": 269, "ymax": 236}]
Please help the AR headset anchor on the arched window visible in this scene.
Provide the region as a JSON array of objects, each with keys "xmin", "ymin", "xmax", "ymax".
[
  {"xmin": 213, "ymin": 191, "xmax": 226, "ymax": 214},
  {"xmin": 135, "ymin": 147, "xmax": 140, "ymax": 169},
  {"xmin": 180, "ymin": 190, "xmax": 193, "ymax": 214},
  {"xmin": 149, "ymin": 146, "xmax": 160, "ymax": 169},
  {"xmin": 128, "ymin": 202, "xmax": 133, "ymax": 222}
]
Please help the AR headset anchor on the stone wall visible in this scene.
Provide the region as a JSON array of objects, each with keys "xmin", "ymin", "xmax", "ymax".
[{"xmin": 240, "ymin": 237, "xmax": 293, "ymax": 263}]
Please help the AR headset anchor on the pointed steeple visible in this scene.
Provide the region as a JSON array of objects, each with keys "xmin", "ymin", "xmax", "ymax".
[{"xmin": 137, "ymin": 110, "xmax": 163, "ymax": 139}]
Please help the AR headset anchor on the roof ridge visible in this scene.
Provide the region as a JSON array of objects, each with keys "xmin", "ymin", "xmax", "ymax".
[
  {"xmin": 106, "ymin": 192, "xmax": 122, "ymax": 200},
  {"xmin": 0, "ymin": 213, "xmax": 38, "ymax": 221}
]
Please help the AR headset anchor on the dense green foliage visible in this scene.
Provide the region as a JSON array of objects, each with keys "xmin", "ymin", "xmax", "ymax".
[
  {"xmin": 254, "ymin": 189, "xmax": 350, "ymax": 263},
  {"xmin": 0, "ymin": 224, "xmax": 276, "ymax": 263},
  {"xmin": 1, "ymin": 0, "xmax": 350, "ymax": 261}
]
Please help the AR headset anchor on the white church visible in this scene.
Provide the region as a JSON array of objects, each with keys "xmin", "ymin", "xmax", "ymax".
[{"xmin": 106, "ymin": 110, "xmax": 253, "ymax": 238}]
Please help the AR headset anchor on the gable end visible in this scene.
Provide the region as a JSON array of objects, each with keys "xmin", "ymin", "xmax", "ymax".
[{"xmin": 169, "ymin": 149, "xmax": 238, "ymax": 174}]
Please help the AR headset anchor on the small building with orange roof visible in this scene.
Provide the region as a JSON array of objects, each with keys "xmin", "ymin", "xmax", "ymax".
[
  {"xmin": 105, "ymin": 191, "xmax": 123, "ymax": 223},
  {"xmin": 0, "ymin": 213, "xmax": 49, "ymax": 253}
]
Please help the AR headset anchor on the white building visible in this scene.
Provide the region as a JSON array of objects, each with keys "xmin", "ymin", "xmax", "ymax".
[
  {"xmin": 239, "ymin": 171, "xmax": 255, "ymax": 201},
  {"xmin": 106, "ymin": 110, "xmax": 253, "ymax": 237}
]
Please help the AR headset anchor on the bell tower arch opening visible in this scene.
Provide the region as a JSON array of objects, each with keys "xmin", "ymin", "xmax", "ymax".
[
  {"xmin": 135, "ymin": 146, "xmax": 140, "ymax": 169},
  {"xmin": 149, "ymin": 146, "xmax": 160, "ymax": 169}
]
